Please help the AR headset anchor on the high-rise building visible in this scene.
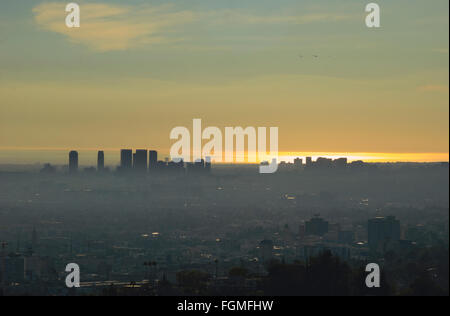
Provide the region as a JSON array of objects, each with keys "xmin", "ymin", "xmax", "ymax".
[
  {"xmin": 315, "ymin": 157, "xmax": 333, "ymax": 168},
  {"xmin": 69, "ymin": 151, "xmax": 78, "ymax": 173},
  {"xmin": 338, "ymin": 230, "xmax": 355, "ymax": 244},
  {"xmin": 205, "ymin": 156, "xmax": 212, "ymax": 173},
  {"xmin": 149, "ymin": 150, "xmax": 158, "ymax": 169},
  {"xmin": 97, "ymin": 151, "xmax": 105, "ymax": 171},
  {"xmin": 305, "ymin": 215, "xmax": 329, "ymax": 236},
  {"xmin": 299, "ymin": 224, "xmax": 306, "ymax": 240},
  {"xmin": 306, "ymin": 157, "xmax": 312, "ymax": 167},
  {"xmin": 188, "ymin": 159, "xmax": 206, "ymax": 174},
  {"xmin": 294, "ymin": 158, "xmax": 303, "ymax": 167},
  {"xmin": 195, "ymin": 159, "xmax": 205, "ymax": 168},
  {"xmin": 120, "ymin": 149, "xmax": 133, "ymax": 169},
  {"xmin": 334, "ymin": 157, "xmax": 348, "ymax": 168},
  {"xmin": 134, "ymin": 150, "xmax": 148, "ymax": 170},
  {"xmin": 368, "ymin": 216, "xmax": 401, "ymax": 250}
]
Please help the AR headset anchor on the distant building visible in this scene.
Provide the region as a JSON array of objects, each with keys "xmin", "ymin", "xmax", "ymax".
[
  {"xmin": 120, "ymin": 149, "xmax": 133, "ymax": 169},
  {"xmin": 157, "ymin": 161, "xmax": 167, "ymax": 169},
  {"xmin": 338, "ymin": 230, "xmax": 355, "ymax": 244},
  {"xmin": 134, "ymin": 150, "xmax": 148, "ymax": 171},
  {"xmin": 305, "ymin": 215, "xmax": 329, "ymax": 237},
  {"xmin": 186, "ymin": 158, "xmax": 211, "ymax": 174},
  {"xmin": 298, "ymin": 224, "xmax": 306, "ymax": 240},
  {"xmin": 350, "ymin": 160, "xmax": 365, "ymax": 169},
  {"xmin": 40, "ymin": 163, "xmax": 56, "ymax": 174},
  {"xmin": 84, "ymin": 167, "xmax": 96, "ymax": 173},
  {"xmin": 5, "ymin": 255, "xmax": 24, "ymax": 283},
  {"xmin": 205, "ymin": 157, "xmax": 212, "ymax": 173},
  {"xmin": 69, "ymin": 151, "xmax": 78, "ymax": 173},
  {"xmin": 303, "ymin": 244, "xmax": 351, "ymax": 261},
  {"xmin": 23, "ymin": 255, "xmax": 55, "ymax": 281},
  {"xmin": 334, "ymin": 158, "xmax": 348, "ymax": 168},
  {"xmin": 97, "ymin": 151, "xmax": 105, "ymax": 171},
  {"xmin": 149, "ymin": 151, "xmax": 158, "ymax": 169},
  {"xmin": 306, "ymin": 157, "xmax": 312, "ymax": 167},
  {"xmin": 315, "ymin": 157, "xmax": 333, "ymax": 169},
  {"xmin": 294, "ymin": 158, "xmax": 303, "ymax": 167},
  {"xmin": 368, "ymin": 216, "xmax": 401, "ymax": 250},
  {"xmin": 195, "ymin": 159, "xmax": 205, "ymax": 169}
]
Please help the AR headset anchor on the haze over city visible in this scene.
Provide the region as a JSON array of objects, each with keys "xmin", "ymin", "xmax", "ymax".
[{"xmin": 0, "ymin": 0, "xmax": 448, "ymax": 299}]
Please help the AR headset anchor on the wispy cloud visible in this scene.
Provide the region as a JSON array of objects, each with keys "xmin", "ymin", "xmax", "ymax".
[
  {"xmin": 33, "ymin": 2, "xmax": 195, "ymax": 52},
  {"xmin": 33, "ymin": 2, "xmax": 357, "ymax": 52}
]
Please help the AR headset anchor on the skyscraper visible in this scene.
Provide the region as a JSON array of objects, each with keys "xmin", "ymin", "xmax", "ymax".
[
  {"xmin": 316, "ymin": 157, "xmax": 333, "ymax": 168},
  {"xmin": 134, "ymin": 150, "xmax": 148, "ymax": 171},
  {"xmin": 294, "ymin": 158, "xmax": 303, "ymax": 167},
  {"xmin": 205, "ymin": 156, "xmax": 212, "ymax": 173},
  {"xmin": 305, "ymin": 215, "xmax": 329, "ymax": 236},
  {"xmin": 306, "ymin": 157, "xmax": 312, "ymax": 167},
  {"xmin": 69, "ymin": 151, "xmax": 78, "ymax": 173},
  {"xmin": 368, "ymin": 216, "xmax": 401, "ymax": 250},
  {"xmin": 120, "ymin": 149, "xmax": 133, "ymax": 169},
  {"xmin": 149, "ymin": 150, "xmax": 158, "ymax": 169},
  {"xmin": 97, "ymin": 151, "xmax": 105, "ymax": 171},
  {"xmin": 334, "ymin": 157, "xmax": 348, "ymax": 168}
]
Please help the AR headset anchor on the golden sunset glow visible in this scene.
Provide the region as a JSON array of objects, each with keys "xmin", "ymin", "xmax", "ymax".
[
  {"xmin": 279, "ymin": 152, "xmax": 449, "ymax": 163},
  {"xmin": 0, "ymin": 1, "xmax": 448, "ymax": 164}
]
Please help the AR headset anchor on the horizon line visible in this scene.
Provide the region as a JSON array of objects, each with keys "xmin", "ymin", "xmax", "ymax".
[{"xmin": 0, "ymin": 147, "xmax": 448, "ymax": 164}]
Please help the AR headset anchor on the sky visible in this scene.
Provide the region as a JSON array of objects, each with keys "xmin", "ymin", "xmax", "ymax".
[{"xmin": 0, "ymin": 0, "xmax": 448, "ymax": 164}]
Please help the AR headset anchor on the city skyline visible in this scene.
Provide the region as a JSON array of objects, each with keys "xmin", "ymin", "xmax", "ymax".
[{"xmin": 0, "ymin": 148, "xmax": 448, "ymax": 166}]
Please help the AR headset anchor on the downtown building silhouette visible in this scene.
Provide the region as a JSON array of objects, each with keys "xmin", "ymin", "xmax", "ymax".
[{"xmin": 69, "ymin": 151, "xmax": 78, "ymax": 173}]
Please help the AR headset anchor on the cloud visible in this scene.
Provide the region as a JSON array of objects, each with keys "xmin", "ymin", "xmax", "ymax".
[
  {"xmin": 32, "ymin": 2, "xmax": 356, "ymax": 52},
  {"xmin": 33, "ymin": 2, "xmax": 195, "ymax": 52},
  {"xmin": 418, "ymin": 85, "xmax": 449, "ymax": 93}
]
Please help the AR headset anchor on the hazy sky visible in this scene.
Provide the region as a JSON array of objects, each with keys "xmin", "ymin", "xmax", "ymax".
[{"xmin": 0, "ymin": 0, "xmax": 448, "ymax": 163}]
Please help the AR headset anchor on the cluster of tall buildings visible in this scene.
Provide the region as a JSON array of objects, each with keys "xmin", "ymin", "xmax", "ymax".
[
  {"xmin": 299, "ymin": 214, "xmax": 402, "ymax": 253},
  {"xmin": 68, "ymin": 149, "xmax": 211, "ymax": 174},
  {"xmin": 368, "ymin": 216, "xmax": 401, "ymax": 250},
  {"xmin": 279, "ymin": 157, "xmax": 350, "ymax": 169},
  {"xmin": 305, "ymin": 157, "xmax": 348, "ymax": 169},
  {"xmin": 278, "ymin": 157, "xmax": 373, "ymax": 172},
  {"xmin": 118, "ymin": 149, "xmax": 158, "ymax": 171},
  {"xmin": 304, "ymin": 215, "xmax": 329, "ymax": 237}
]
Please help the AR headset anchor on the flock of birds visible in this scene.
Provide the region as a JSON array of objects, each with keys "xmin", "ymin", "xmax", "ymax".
[{"xmin": 298, "ymin": 53, "xmax": 333, "ymax": 59}]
